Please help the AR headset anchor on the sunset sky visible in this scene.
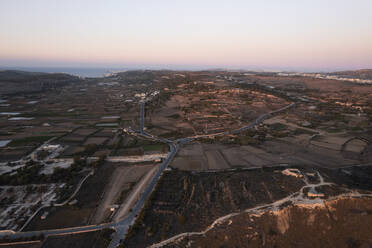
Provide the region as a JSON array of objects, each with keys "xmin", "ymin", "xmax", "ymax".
[{"xmin": 1, "ymin": 0, "xmax": 371, "ymax": 71}]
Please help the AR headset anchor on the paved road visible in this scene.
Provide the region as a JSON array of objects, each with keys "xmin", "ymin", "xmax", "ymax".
[
  {"xmin": 0, "ymin": 141, "xmax": 178, "ymax": 247},
  {"xmin": 0, "ymin": 222, "xmax": 114, "ymax": 239},
  {"xmin": 183, "ymin": 103, "xmax": 296, "ymax": 139},
  {"xmin": 140, "ymin": 101, "xmax": 145, "ymax": 133},
  {"xmin": 18, "ymin": 170, "xmax": 94, "ymax": 232},
  {"xmin": 108, "ymin": 142, "xmax": 178, "ymax": 248},
  {"xmin": 113, "ymin": 164, "xmax": 159, "ymax": 222},
  {"xmin": 108, "ymin": 98, "xmax": 179, "ymax": 247},
  {"xmin": 0, "ymin": 101, "xmax": 296, "ymax": 247}
]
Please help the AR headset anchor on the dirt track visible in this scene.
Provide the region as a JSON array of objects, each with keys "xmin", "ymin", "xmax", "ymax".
[
  {"xmin": 92, "ymin": 164, "xmax": 154, "ymax": 224},
  {"xmin": 113, "ymin": 164, "xmax": 159, "ymax": 222}
]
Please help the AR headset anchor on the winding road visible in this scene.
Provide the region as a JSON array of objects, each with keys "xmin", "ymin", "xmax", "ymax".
[
  {"xmin": 148, "ymin": 170, "xmax": 372, "ymax": 248},
  {"xmin": 0, "ymin": 99, "xmax": 297, "ymax": 248}
]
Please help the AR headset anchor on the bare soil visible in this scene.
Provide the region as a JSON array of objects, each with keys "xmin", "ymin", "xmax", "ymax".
[
  {"xmin": 177, "ymin": 197, "xmax": 372, "ymax": 248},
  {"xmin": 124, "ymin": 167, "xmax": 305, "ymax": 247}
]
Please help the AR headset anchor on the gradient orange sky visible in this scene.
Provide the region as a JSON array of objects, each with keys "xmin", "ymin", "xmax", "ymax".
[{"xmin": 1, "ymin": 0, "xmax": 372, "ymax": 71}]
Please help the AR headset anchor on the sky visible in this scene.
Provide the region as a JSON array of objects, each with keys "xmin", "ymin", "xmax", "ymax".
[{"xmin": 0, "ymin": 0, "xmax": 372, "ymax": 72}]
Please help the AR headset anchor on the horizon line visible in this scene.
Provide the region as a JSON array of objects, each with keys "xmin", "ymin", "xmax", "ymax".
[{"xmin": 1, "ymin": 65, "xmax": 371, "ymax": 74}]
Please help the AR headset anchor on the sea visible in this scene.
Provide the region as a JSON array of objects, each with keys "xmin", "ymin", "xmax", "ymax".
[{"xmin": 0, "ymin": 67, "xmax": 129, "ymax": 78}]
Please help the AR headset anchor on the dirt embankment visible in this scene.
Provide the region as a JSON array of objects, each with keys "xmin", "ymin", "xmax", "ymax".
[
  {"xmin": 123, "ymin": 168, "xmax": 305, "ymax": 247},
  {"xmin": 180, "ymin": 197, "xmax": 372, "ymax": 248}
]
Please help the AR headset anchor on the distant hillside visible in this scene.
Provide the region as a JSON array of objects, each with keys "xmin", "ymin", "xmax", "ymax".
[
  {"xmin": 114, "ymin": 70, "xmax": 156, "ymax": 85},
  {"xmin": 0, "ymin": 70, "xmax": 81, "ymax": 95},
  {"xmin": 331, "ymin": 69, "xmax": 372, "ymax": 80},
  {"xmin": 0, "ymin": 70, "xmax": 78, "ymax": 82}
]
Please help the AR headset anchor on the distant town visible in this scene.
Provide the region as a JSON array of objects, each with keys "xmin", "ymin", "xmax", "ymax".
[{"xmin": 278, "ymin": 71, "xmax": 372, "ymax": 84}]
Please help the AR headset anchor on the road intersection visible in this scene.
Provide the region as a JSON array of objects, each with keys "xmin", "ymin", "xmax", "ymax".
[{"xmin": 0, "ymin": 100, "xmax": 296, "ymax": 247}]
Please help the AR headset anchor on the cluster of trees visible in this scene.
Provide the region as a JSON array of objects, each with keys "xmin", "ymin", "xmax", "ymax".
[
  {"xmin": 0, "ymin": 156, "xmax": 90, "ymax": 186},
  {"xmin": 0, "ymin": 161, "xmax": 45, "ymax": 185},
  {"xmin": 55, "ymin": 156, "xmax": 107, "ymax": 203}
]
